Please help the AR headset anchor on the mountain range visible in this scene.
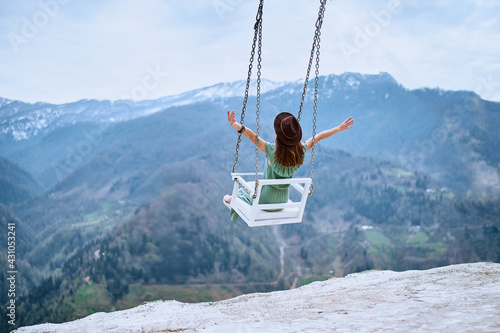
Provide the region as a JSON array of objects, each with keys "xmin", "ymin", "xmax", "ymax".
[
  {"xmin": 1, "ymin": 72, "xmax": 499, "ymax": 329},
  {"xmin": 2, "ymin": 72, "xmax": 499, "ymax": 193}
]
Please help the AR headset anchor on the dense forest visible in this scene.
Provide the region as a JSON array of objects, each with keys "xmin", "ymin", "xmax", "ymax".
[{"xmin": 6, "ymin": 148, "xmax": 500, "ymax": 329}]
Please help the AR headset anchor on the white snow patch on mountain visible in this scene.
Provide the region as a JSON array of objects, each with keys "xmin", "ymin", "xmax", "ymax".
[
  {"xmin": 12, "ymin": 129, "xmax": 29, "ymax": 141},
  {"xmin": 346, "ymin": 76, "xmax": 360, "ymax": 88},
  {"xmin": 15, "ymin": 262, "xmax": 500, "ymax": 333},
  {"xmin": 181, "ymin": 79, "xmax": 289, "ymax": 100}
]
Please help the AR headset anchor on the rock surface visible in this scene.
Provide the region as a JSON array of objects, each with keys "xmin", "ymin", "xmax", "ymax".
[{"xmin": 16, "ymin": 262, "xmax": 500, "ymax": 332}]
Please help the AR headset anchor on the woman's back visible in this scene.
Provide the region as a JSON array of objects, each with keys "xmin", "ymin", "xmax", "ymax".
[{"xmin": 263, "ymin": 141, "xmax": 307, "ymax": 189}]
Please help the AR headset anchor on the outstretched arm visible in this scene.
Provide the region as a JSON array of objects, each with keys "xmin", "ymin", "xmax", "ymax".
[
  {"xmin": 227, "ymin": 110, "xmax": 266, "ymax": 153},
  {"xmin": 305, "ymin": 117, "xmax": 354, "ymax": 152}
]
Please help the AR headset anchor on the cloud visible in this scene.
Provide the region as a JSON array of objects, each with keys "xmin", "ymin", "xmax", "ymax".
[{"xmin": 0, "ymin": 0, "xmax": 499, "ymax": 103}]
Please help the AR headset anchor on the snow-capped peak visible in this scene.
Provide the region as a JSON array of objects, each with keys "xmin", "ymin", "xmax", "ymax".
[
  {"xmin": 0, "ymin": 97, "xmax": 13, "ymax": 108},
  {"xmin": 0, "ymin": 73, "xmax": 398, "ymax": 141},
  {"xmin": 164, "ymin": 79, "xmax": 289, "ymax": 101}
]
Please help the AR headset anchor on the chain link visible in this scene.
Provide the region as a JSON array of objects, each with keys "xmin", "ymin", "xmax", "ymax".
[
  {"xmin": 310, "ymin": 28, "xmax": 321, "ymax": 195},
  {"xmin": 297, "ymin": 40, "xmax": 315, "ymax": 123},
  {"xmin": 235, "ymin": 178, "xmax": 253, "ymax": 196},
  {"xmin": 253, "ymin": 10, "xmax": 263, "ymax": 200},
  {"xmin": 233, "ymin": 0, "xmax": 326, "ymax": 198},
  {"xmin": 309, "ymin": 0, "xmax": 327, "ymax": 196},
  {"xmin": 298, "ymin": 1, "xmax": 326, "ymax": 122},
  {"xmin": 297, "ymin": 0, "xmax": 326, "ymax": 195},
  {"xmin": 232, "ymin": 0, "xmax": 264, "ymax": 175}
]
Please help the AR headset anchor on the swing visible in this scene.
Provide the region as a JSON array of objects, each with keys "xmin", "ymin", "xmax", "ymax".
[{"xmin": 226, "ymin": 0, "xmax": 327, "ymax": 227}]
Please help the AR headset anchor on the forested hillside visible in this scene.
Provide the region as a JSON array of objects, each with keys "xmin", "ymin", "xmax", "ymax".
[
  {"xmin": 11, "ymin": 147, "xmax": 500, "ymax": 328},
  {"xmin": 0, "ymin": 158, "xmax": 41, "ymax": 205}
]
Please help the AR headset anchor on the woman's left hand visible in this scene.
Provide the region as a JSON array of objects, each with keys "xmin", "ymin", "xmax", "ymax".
[{"xmin": 338, "ymin": 117, "xmax": 354, "ymax": 131}]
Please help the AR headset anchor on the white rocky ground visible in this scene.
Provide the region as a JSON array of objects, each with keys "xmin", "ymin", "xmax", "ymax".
[{"xmin": 16, "ymin": 262, "xmax": 500, "ymax": 333}]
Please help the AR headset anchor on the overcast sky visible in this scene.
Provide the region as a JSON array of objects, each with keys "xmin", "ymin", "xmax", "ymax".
[{"xmin": 1, "ymin": 0, "xmax": 499, "ymax": 104}]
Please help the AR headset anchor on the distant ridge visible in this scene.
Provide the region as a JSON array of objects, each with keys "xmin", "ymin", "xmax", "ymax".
[
  {"xmin": 0, "ymin": 71, "xmax": 449, "ymax": 142},
  {"xmin": 1, "ymin": 71, "xmax": 499, "ymax": 193}
]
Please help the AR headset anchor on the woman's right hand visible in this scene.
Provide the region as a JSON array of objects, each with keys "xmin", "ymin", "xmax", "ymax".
[{"xmin": 227, "ymin": 110, "xmax": 236, "ymax": 126}]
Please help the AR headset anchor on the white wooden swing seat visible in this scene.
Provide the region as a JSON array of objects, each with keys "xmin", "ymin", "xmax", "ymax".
[{"xmin": 224, "ymin": 173, "xmax": 311, "ymax": 227}]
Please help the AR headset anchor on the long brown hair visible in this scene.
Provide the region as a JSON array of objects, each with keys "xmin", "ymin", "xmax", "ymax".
[{"xmin": 274, "ymin": 138, "xmax": 304, "ymax": 167}]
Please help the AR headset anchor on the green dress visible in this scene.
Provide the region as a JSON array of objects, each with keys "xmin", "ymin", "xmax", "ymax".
[{"xmin": 230, "ymin": 141, "xmax": 307, "ymax": 221}]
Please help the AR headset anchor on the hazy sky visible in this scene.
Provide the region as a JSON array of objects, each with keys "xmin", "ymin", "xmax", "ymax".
[{"xmin": 1, "ymin": 0, "xmax": 499, "ymax": 103}]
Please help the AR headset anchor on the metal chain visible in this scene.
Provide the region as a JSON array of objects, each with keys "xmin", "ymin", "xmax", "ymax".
[
  {"xmin": 235, "ymin": 178, "xmax": 252, "ymax": 196},
  {"xmin": 297, "ymin": 36, "xmax": 316, "ymax": 123},
  {"xmin": 306, "ymin": 0, "xmax": 327, "ymax": 195},
  {"xmin": 253, "ymin": 10, "xmax": 263, "ymax": 200},
  {"xmin": 309, "ymin": 22, "xmax": 323, "ymax": 196},
  {"xmin": 233, "ymin": 0, "xmax": 326, "ymax": 198},
  {"xmin": 298, "ymin": 0, "xmax": 327, "ymax": 122},
  {"xmin": 232, "ymin": 0, "xmax": 264, "ymax": 176}
]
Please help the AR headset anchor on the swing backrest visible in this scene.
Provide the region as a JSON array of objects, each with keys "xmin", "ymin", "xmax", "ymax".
[{"xmin": 230, "ymin": 173, "xmax": 311, "ymax": 227}]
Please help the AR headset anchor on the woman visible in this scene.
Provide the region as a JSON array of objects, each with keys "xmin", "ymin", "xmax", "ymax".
[{"xmin": 225, "ymin": 110, "xmax": 354, "ymax": 221}]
